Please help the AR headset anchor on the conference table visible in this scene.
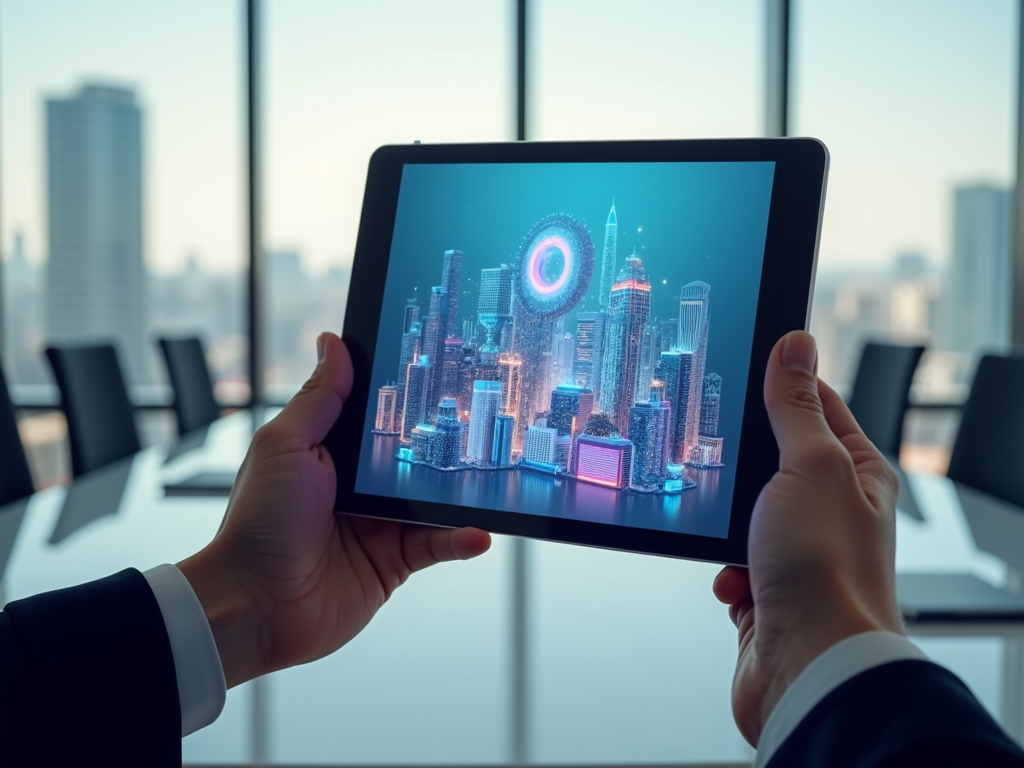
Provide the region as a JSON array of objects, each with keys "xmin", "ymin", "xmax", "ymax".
[{"xmin": 1, "ymin": 410, "xmax": 1022, "ymax": 767}]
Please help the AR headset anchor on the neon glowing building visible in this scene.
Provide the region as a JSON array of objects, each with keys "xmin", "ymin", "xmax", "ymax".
[
  {"xmin": 678, "ymin": 281, "xmax": 710, "ymax": 461},
  {"xmin": 441, "ymin": 249, "xmax": 463, "ymax": 338},
  {"xmin": 497, "ymin": 353, "xmax": 523, "ymax": 418},
  {"xmin": 430, "ymin": 397, "xmax": 465, "ymax": 469},
  {"xmin": 599, "ymin": 255, "xmax": 652, "ymax": 433},
  {"xmin": 572, "ymin": 311, "xmax": 606, "ymax": 395},
  {"xmin": 573, "ymin": 434, "xmax": 633, "ymax": 490},
  {"xmin": 491, "ymin": 413, "xmax": 515, "ymax": 467},
  {"xmin": 442, "ymin": 337, "xmax": 465, "ymax": 408},
  {"xmin": 477, "ymin": 265, "xmax": 513, "ymax": 358},
  {"xmin": 396, "ymin": 320, "xmax": 421, "ymax": 409},
  {"xmin": 521, "ymin": 426, "xmax": 559, "ymax": 469},
  {"xmin": 409, "ymin": 424, "xmax": 435, "ymax": 462},
  {"xmin": 628, "ymin": 391, "xmax": 672, "ymax": 491},
  {"xmin": 401, "ymin": 356, "xmax": 431, "ymax": 442},
  {"xmin": 656, "ymin": 349, "xmax": 695, "ymax": 463},
  {"xmin": 598, "ymin": 201, "xmax": 618, "ymax": 310},
  {"xmin": 373, "ymin": 385, "xmax": 400, "ymax": 435},
  {"xmin": 549, "ymin": 384, "xmax": 594, "ymax": 438},
  {"xmin": 700, "ymin": 373, "xmax": 722, "ymax": 438},
  {"xmin": 468, "ymin": 380, "xmax": 503, "ymax": 465}
]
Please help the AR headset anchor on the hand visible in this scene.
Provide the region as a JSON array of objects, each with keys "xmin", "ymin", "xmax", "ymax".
[
  {"xmin": 178, "ymin": 332, "xmax": 491, "ymax": 688},
  {"xmin": 713, "ymin": 331, "xmax": 904, "ymax": 745}
]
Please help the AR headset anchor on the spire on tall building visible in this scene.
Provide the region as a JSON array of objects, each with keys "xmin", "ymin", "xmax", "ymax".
[{"xmin": 598, "ymin": 200, "xmax": 618, "ymax": 311}]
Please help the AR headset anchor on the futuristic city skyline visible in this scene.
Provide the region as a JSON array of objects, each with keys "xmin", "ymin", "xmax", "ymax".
[{"xmin": 371, "ymin": 201, "xmax": 726, "ymax": 495}]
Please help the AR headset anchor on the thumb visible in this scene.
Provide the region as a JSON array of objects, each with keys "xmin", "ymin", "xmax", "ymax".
[
  {"xmin": 272, "ymin": 332, "xmax": 354, "ymax": 446},
  {"xmin": 763, "ymin": 331, "xmax": 836, "ymax": 468}
]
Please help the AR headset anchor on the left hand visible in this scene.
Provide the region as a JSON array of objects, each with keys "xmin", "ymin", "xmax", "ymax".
[{"xmin": 178, "ymin": 332, "xmax": 491, "ymax": 687}]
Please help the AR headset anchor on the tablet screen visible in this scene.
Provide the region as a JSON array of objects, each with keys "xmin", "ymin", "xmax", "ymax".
[{"xmin": 356, "ymin": 161, "xmax": 775, "ymax": 539}]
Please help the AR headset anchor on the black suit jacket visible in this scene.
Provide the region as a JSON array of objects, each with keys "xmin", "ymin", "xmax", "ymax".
[
  {"xmin": 0, "ymin": 568, "xmax": 180, "ymax": 766},
  {"xmin": 768, "ymin": 658, "xmax": 1024, "ymax": 767}
]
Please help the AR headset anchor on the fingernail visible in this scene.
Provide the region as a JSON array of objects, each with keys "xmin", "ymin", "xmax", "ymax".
[
  {"xmin": 316, "ymin": 333, "xmax": 326, "ymax": 363},
  {"xmin": 782, "ymin": 331, "xmax": 817, "ymax": 374}
]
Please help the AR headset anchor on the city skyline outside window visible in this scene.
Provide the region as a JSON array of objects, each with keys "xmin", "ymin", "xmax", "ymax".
[
  {"xmin": 0, "ymin": 0, "xmax": 247, "ymax": 401},
  {"xmin": 262, "ymin": 0, "xmax": 514, "ymax": 398},
  {"xmin": 793, "ymin": 0, "xmax": 1017, "ymax": 398}
]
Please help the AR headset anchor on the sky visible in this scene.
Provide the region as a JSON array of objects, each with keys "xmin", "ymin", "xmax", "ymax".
[{"xmin": 0, "ymin": 0, "xmax": 1016, "ymax": 276}]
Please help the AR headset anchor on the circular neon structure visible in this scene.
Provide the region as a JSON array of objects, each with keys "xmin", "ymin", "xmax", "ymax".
[{"xmin": 514, "ymin": 213, "xmax": 594, "ymax": 319}]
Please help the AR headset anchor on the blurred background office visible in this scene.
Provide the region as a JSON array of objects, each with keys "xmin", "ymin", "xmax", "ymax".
[{"xmin": 1, "ymin": 1, "xmax": 1023, "ymax": 766}]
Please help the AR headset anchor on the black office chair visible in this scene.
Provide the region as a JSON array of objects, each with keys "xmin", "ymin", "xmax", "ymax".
[
  {"xmin": 44, "ymin": 344, "xmax": 141, "ymax": 478},
  {"xmin": 157, "ymin": 336, "xmax": 221, "ymax": 436},
  {"xmin": 947, "ymin": 354, "xmax": 1024, "ymax": 509},
  {"xmin": 0, "ymin": 357, "xmax": 35, "ymax": 506},
  {"xmin": 846, "ymin": 341, "xmax": 926, "ymax": 458}
]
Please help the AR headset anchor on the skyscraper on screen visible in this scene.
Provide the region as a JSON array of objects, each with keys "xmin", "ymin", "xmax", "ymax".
[
  {"xmin": 401, "ymin": 356, "xmax": 431, "ymax": 442},
  {"xmin": 599, "ymin": 255, "xmax": 652, "ymax": 433},
  {"xmin": 430, "ymin": 397, "xmax": 465, "ymax": 469},
  {"xmin": 678, "ymin": 281, "xmax": 710, "ymax": 461},
  {"xmin": 573, "ymin": 312, "xmax": 606, "ymax": 396},
  {"xmin": 574, "ymin": 434, "xmax": 633, "ymax": 490},
  {"xmin": 628, "ymin": 390, "xmax": 672, "ymax": 491},
  {"xmin": 477, "ymin": 265, "xmax": 513, "ymax": 358},
  {"xmin": 374, "ymin": 385, "xmax": 400, "ymax": 434},
  {"xmin": 491, "ymin": 414, "xmax": 515, "ymax": 467},
  {"xmin": 549, "ymin": 384, "xmax": 594, "ymax": 438},
  {"xmin": 598, "ymin": 202, "xmax": 618, "ymax": 310},
  {"xmin": 468, "ymin": 380, "xmax": 503, "ymax": 464}
]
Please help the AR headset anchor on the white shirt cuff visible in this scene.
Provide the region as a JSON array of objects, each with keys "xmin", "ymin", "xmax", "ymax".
[
  {"xmin": 143, "ymin": 564, "xmax": 227, "ymax": 737},
  {"xmin": 754, "ymin": 631, "xmax": 929, "ymax": 767}
]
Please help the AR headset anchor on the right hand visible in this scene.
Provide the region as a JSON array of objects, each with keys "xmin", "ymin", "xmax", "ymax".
[{"xmin": 713, "ymin": 330, "xmax": 904, "ymax": 745}]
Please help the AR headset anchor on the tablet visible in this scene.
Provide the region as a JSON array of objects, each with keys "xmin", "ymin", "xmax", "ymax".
[{"xmin": 325, "ymin": 139, "xmax": 828, "ymax": 565}]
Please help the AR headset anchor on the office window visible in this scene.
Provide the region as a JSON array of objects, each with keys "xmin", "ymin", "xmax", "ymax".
[
  {"xmin": 531, "ymin": 0, "xmax": 762, "ymax": 141},
  {"xmin": 793, "ymin": 0, "xmax": 1017, "ymax": 401},
  {"xmin": 262, "ymin": 0, "xmax": 514, "ymax": 398},
  {"xmin": 0, "ymin": 0, "xmax": 247, "ymax": 404}
]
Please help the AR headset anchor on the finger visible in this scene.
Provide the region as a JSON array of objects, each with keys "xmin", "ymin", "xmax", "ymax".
[
  {"xmin": 819, "ymin": 378, "xmax": 900, "ymax": 512},
  {"xmin": 402, "ymin": 526, "xmax": 492, "ymax": 573},
  {"xmin": 713, "ymin": 565, "xmax": 751, "ymax": 605},
  {"xmin": 731, "ymin": 596, "xmax": 754, "ymax": 630},
  {"xmin": 271, "ymin": 333, "xmax": 354, "ymax": 447},
  {"xmin": 763, "ymin": 331, "xmax": 838, "ymax": 469}
]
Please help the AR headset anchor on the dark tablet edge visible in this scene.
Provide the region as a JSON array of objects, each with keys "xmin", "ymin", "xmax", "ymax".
[{"xmin": 324, "ymin": 137, "xmax": 830, "ymax": 566}]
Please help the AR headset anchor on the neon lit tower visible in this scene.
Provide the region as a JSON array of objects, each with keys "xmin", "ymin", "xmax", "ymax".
[
  {"xmin": 468, "ymin": 380, "xmax": 503, "ymax": 465},
  {"xmin": 678, "ymin": 281, "xmax": 711, "ymax": 461},
  {"xmin": 599, "ymin": 254, "xmax": 651, "ymax": 433},
  {"xmin": 401, "ymin": 356, "xmax": 431, "ymax": 442},
  {"xmin": 628, "ymin": 389, "xmax": 672, "ymax": 491},
  {"xmin": 441, "ymin": 249, "xmax": 462, "ymax": 338},
  {"xmin": 573, "ymin": 311, "xmax": 606, "ymax": 396},
  {"xmin": 477, "ymin": 265, "xmax": 513, "ymax": 360},
  {"xmin": 598, "ymin": 201, "xmax": 618, "ymax": 310},
  {"xmin": 373, "ymin": 385, "xmax": 400, "ymax": 435}
]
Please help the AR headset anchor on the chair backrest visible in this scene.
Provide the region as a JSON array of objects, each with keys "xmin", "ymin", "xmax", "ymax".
[
  {"xmin": 157, "ymin": 336, "xmax": 220, "ymax": 436},
  {"xmin": 44, "ymin": 344, "xmax": 141, "ymax": 477},
  {"xmin": 0, "ymin": 357, "xmax": 35, "ymax": 506},
  {"xmin": 947, "ymin": 354, "xmax": 1024, "ymax": 509},
  {"xmin": 846, "ymin": 341, "xmax": 926, "ymax": 458}
]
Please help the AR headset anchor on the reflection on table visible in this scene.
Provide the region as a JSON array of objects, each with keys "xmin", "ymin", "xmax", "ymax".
[{"xmin": 0, "ymin": 410, "xmax": 1021, "ymax": 765}]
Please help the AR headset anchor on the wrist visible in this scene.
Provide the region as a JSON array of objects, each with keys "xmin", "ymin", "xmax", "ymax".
[{"xmin": 178, "ymin": 543, "xmax": 267, "ymax": 689}]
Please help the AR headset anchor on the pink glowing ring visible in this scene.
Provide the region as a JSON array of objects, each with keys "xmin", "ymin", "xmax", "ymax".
[{"xmin": 528, "ymin": 236, "xmax": 571, "ymax": 295}]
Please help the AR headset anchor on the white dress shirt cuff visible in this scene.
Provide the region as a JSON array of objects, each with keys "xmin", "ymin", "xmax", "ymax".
[
  {"xmin": 754, "ymin": 630, "xmax": 929, "ymax": 767},
  {"xmin": 143, "ymin": 564, "xmax": 227, "ymax": 737}
]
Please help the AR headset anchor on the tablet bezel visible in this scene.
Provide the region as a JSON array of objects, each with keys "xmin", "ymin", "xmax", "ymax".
[{"xmin": 324, "ymin": 138, "xmax": 828, "ymax": 566}]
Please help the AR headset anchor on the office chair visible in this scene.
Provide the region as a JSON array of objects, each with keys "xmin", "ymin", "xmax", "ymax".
[
  {"xmin": 946, "ymin": 354, "xmax": 1024, "ymax": 510},
  {"xmin": 0, "ymin": 357, "xmax": 35, "ymax": 506},
  {"xmin": 157, "ymin": 336, "xmax": 220, "ymax": 436},
  {"xmin": 846, "ymin": 341, "xmax": 926, "ymax": 458},
  {"xmin": 44, "ymin": 344, "xmax": 141, "ymax": 478}
]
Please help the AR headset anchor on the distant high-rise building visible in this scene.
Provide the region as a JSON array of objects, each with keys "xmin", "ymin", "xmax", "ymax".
[
  {"xmin": 678, "ymin": 281, "xmax": 711, "ymax": 461},
  {"xmin": 410, "ymin": 424, "xmax": 435, "ymax": 462},
  {"xmin": 477, "ymin": 265, "xmax": 513, "ymax": 355},
  {"xmin": 636, "ymin": 323, "xmax": 656, "ymax": 403},
  {"xmin": 397, "ymin": 321, "xmax": 422, "ymax": 407},
  {"xmin": 549, "ymin": 384, "xmax": 594, "ymax": 438},
  {"xmin": 441, "ymin": 249, "xmax": 463, "ymax": 338},
  {"xmin": 402, "ymin": 298, "xmax": 420, "ymax": 334},
  {"xmin": 657, "ymin": 349, "xmax": 695, "ymax": 463},
  {"xmin": 700, "ymin": 373, "xmax": 722, "ymax": 438},
  {"xmin": 45, "ymin": 84, "xmax": 146, "ymax": 385},
  {"xmin": 573, "ymin": 434, "xmax": 633, "ymax": 490},
  {"xmin": 650, "ymin": 379, "xmax": 666, "ymax": 402},
  {"xmin": 628, "ymin": 391, "xmax": 672, "ymax": 491},
  {"xmin": 442, "ymin": 338, "xmax": 464, "ymax": 408},
  {"xmin": 467, "ymin": 380, "xmax": 503, "ymax": 464},
  {"xmin": 491, "ymin": 414, "xmax": 516, "ymax": 467},
  {"xmin": 430, "ymin": 397, "xmax": 465, "ymax": 469},
  {"xmin": 401, "ymin": 356, "xmax": 431, "ymax": 442},
  {"xmin": 373, "ymin": 385, "xmax": 400, "ymax": 434},
  {"xmin": 573, "ymin": 311, "xmax": 607, "ymax": 394},
  {"xmin": 497, "ymin": 353, "xmax": 523, "ymax": 416},
  {"xmin": 599, "ymin": 255, "xmax": 652, "ymax": 432},
  {"xmin": 598, "ymin": 201, "xmax": 618, "ymax": 310},
  {"xmin": 522, "ymin": 425, "xmax": 559, "ymax": 468},
  {"xmin": 943, "ymin": 184, "xmax": 1012, "ymax": 353}
]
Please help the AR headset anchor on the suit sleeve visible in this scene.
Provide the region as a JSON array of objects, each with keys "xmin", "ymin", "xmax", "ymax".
[
  {"xmin": 0, "ymin": 568, "xmax": 181, "ymax": 767},
  {"xmin": 767, "ymin": 659, "xmax": 1024, "ymax": 767}
]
